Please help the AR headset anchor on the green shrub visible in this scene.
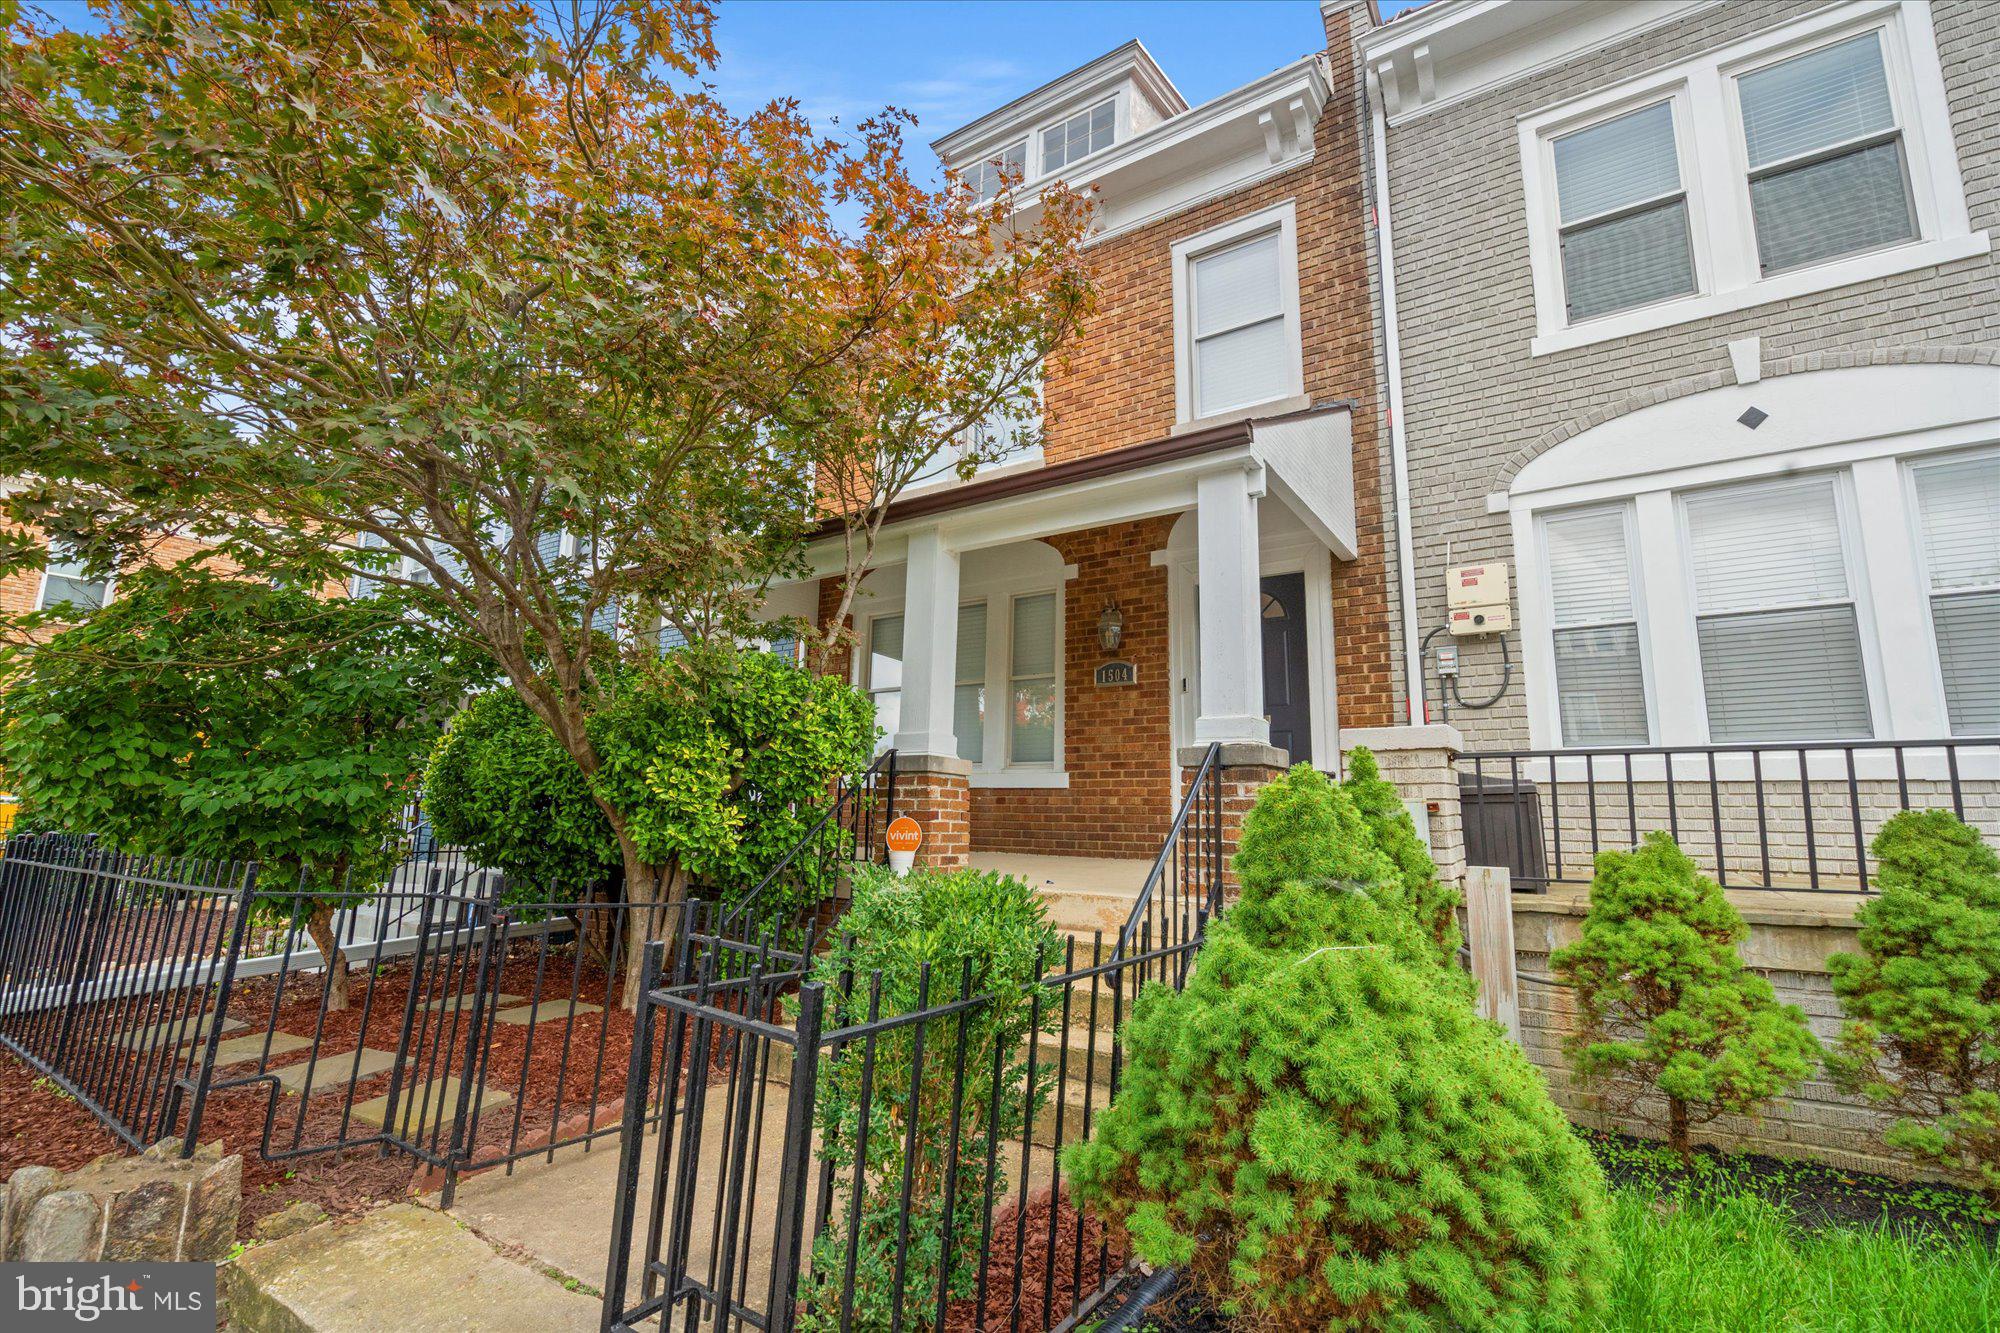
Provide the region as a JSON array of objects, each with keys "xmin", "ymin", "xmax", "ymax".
[
  {"xmin": 423, "ymin": 644, "xmax": 873, "ymax": 915},
  {"xmin": 797, "ymin": 865, "xmax": 1063, "ymax": 1331},
  {"xmin": 1340, "ymin": 746, "xmax": 1463, "ymax": 964},
  {"xmin": 1551, "ymin": 833, "xmax": 1820, "ymax": 1157},
  {"xmin": 1827, "ymin": 809, "xmax": 2000, "ymax": 1205},
  {"xmin": 1066, "ymin": 936, "xmax": 1610, "ymax": 1329},
  {"xmin": 1066, "ymin": 772, "xmax": 1609, "ymax": 1331}
]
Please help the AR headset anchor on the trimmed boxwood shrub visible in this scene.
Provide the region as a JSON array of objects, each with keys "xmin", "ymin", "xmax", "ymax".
[
  {"xmin": 1827, "ymin": 809, "xmax": 2000, "ymax": 1204},
  {"xmin": 1066, "ymin": 768, "xmax": 1609, "ymax": 1330},
  {"xmin": 797, "ymin": 864, "xmax": 1063, "ymax": 1331},
  {"xmin": 1551, "ymin": 832, "xmax": 1820, "ymax": 1158}
]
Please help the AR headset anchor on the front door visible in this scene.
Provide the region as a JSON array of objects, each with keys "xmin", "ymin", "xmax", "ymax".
[{"xmin": 1261, "ymin": 572, "xmax": 1311, "ymax": 765}]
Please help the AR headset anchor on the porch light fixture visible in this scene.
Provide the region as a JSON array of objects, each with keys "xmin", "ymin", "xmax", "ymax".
[{"xmin": 1097, "ymin": 601, "xmax": 1125, "ymax": 654}]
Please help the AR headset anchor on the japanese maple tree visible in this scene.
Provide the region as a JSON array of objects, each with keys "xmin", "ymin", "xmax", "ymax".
[{"xmin": 0, "ymin": 0, "xmax": 1091, "ymax": 950}]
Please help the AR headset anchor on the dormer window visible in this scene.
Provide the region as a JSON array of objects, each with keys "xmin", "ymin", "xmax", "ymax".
[
  {"xmin": 1041, "ymin": 98, "xmax": 1115, "ymax": 175},
  {"xmin": 965, "ymin": 141, "xmax": 1028, "ymax": 204}
]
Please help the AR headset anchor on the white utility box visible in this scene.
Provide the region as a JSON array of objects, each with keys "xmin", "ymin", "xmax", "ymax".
[{"xmin": 1446, "ymin": 563, "xmax": 1511, "ymax": 635}]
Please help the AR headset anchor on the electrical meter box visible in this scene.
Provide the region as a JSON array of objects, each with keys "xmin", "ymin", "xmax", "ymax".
[{"xmin": 1446, "ymin": 563, "xmax": 1511, "ymax": 636}]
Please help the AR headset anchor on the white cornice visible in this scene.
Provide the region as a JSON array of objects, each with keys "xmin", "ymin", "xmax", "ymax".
[{"xmin": 931, "ymin": 40, "xmax": 1186, "ymax": 166}]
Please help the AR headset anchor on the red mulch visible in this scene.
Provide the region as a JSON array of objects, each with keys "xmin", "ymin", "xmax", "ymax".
[
  {"xmin": 2, "ymin": 935, "xmax": 729, "ymax": 1240},
  {"xmin": 945, "ymin": 1184, "xmax": 1121, "ymax": 1333}
]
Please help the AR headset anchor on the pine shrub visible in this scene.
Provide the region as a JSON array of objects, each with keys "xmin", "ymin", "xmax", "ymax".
[
  {"xmin": 1551, "ymin": 832, "xmax": 1819, "ymax": 1157},
  {"xmin": 1827, "ymin": 810, "xmax": 2000, "ymax": 1204},
  {"xmin": 1066, "ymin": 770, "xmax": 1609, "ymax": 1330},
  {"xmin": 1340, "ymin": 746, "xmax": 1464, "ymax": 964}
]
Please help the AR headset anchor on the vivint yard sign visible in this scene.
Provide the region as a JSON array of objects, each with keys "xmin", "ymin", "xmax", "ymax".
[{"xmin": 7, "ymin": 1265, "xmax": 214, "ymax": 1331}]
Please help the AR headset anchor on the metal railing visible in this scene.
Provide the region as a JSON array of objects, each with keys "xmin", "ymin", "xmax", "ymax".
[
  {"xmin": 1112, "ymin": 741, "xmax": 1221, "ymax": 962},
  {"xmin": 1459, "ymin": 736, "xmax": 2000, "ymax": 893},
  {"xmin": 716, "ymin": 749, "xmax": 896, "ymax": 945}
]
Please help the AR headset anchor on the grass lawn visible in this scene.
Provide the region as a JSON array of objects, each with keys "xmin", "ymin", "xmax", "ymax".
[{"xmin": 1587, "ymin": 1188, "xmax": 1998, "ymax": 1332}]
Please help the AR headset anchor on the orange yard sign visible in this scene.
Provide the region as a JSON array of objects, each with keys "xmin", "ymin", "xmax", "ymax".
[{"xmin": 885, "ymin": 817, "xmax": 923, "ymax": 855}]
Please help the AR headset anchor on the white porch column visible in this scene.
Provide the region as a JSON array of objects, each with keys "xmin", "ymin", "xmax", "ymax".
[
  {"xmin": 1195, "ymin": 466, "xmax": 1269, "ymax": 746},
  {"xmin": 892, "ymin": 526, "xmax": 962, "ymax": 758}
]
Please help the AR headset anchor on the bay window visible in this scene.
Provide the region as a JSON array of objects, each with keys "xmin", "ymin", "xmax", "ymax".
[{"xmin": 1910, "ymin": 453, "xmax": 2000, "ymax": 734}]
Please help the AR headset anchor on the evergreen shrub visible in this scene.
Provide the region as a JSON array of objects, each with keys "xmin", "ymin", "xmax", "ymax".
[
  {"xmin": 1827, "ymin": 810, "xmax": 2000, "ymax": 1204},
  {"xmin": 1551, "ymin": 832, "xmax": 1819, "ymax": 1157}
]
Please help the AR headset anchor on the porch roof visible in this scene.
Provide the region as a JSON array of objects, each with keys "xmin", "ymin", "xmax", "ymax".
[{"xmin": 810, "ymin": 397, "xmax": 1358, "ymax": 561}]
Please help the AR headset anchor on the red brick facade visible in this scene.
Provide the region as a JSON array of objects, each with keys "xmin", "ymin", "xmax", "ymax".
[{"xmin": 890, "ymin": 761, "xmax": 972, "ymax": 871}]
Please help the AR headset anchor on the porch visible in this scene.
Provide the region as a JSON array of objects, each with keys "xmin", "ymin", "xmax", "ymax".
[{"xmin": 777, "ymin": 402, "xmax": 1368, "ymax": 873}]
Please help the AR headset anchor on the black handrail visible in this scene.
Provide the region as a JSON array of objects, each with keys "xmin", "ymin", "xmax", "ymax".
[
  {"xmin": 717, "ymin": 749, "xmax": 897, "ymax": 937},
  {"xmin": 1112, "ymin": 741, "xmax": 1221, "ymax": 962}
]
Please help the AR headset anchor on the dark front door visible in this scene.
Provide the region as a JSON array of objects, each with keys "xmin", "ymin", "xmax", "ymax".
[{"xmin": 1260, "ymin": 572, "xmax": 1312, "ymax": 765}]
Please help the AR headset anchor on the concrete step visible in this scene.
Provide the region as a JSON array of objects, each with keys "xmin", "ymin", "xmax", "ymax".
[{"xmin": 225, "ymin": 1202, "xmax": 599, "ymax": 1331}]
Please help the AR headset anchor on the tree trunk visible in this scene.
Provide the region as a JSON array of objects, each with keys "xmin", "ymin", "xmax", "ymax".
[
  {"xmin": 1667, "ymin": 1096, "xmax": 1692, "ymax": 1160},
  {"xmin": 304, "ymin": 901, "xmax": 349, "ymax": 1013},
  {"xmin": 616, "ymin": 837, "xmax": 686, "ymax": 1012}
]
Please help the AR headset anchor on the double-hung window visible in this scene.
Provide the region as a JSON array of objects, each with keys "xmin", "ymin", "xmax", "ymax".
[
  {"xmin": 1041, "ymin": 100, "xmax": 1113, "ymax": 175},
  {"xmin": 1540, "ymin": 506, "xmax": 1649, "ymax": 746},
  {"xmin": 1551, "ymin": 101, "xmax": 1698, "ymax": 321},
  {"xmin": 954, "ymin": 604, "xmax": 987, "ymax": 764},
  {"xmin": 964, "ymin": 140, "xmax": 1027, "ymax": 204},
  {"xmin": 1008, "ymin": 593, "xmax": 1058, "ymax": 765},
  {"xmin": 38, "ymin": 542, "xmax": 107, "ymax": 612},
  {"xmin": 1683, "ymin": 476, "xmax": 1873, "ymax": 742},
  {"xmin": 865, "ymin": 614, "xmax": 903, "ymax": 754},
  {"xmin": 1735, "ymin": 30, "xmax": 1916, "ymax": 275},
  {"xmin": 1909, "ymin": 453, "xmax": 2000, "ymax": 735},
  {"xmin": 1175, "ymin": 204, "xmax": 1303, "ymax": 423}
]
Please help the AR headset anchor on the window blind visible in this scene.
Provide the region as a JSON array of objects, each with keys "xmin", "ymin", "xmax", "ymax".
[
  {"xmin": 1010, "ymin": 593, "xmax": 1057, "ymax": 765},
  {"xmin": 535, "ymin": 530, "xmax": 564, "ymax": 564},
  {"xmin": 1552, "ymin": 101, "xmax": 1696, "ymax": 321},
  {"xmin": 1542, "ymin": 506, "xmax": 1648, "ymax": 746},
  {"xmin": 1191, "ymin": 229, "xmax": 1289, "ymax": 417},
  {"xmin": 1913, "ymin": 455, "xmax": 2000, "ymax": 735},
  {"xmin": 351, "ymin": 531, "xmax": 389, "ymax": 599},
  {"xmin": 955, "ymin": 603, "xmax": 987, "ymax": 764},
  {"xmin": 868, "ymin": 614, "xmax": 903, "ymax": 751},
  {"xmin": 1685, "ymin": 478, "xmax": 1872, "ymax": 741},
  {"xmin": 1738, "ymin": 32, "xmax": 1913, "ymax": 274}
]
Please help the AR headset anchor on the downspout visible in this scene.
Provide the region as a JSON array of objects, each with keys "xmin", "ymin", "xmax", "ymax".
[{"xmin": 1365, "ymin": 63, "xmax": 1427, "ymax": 726}]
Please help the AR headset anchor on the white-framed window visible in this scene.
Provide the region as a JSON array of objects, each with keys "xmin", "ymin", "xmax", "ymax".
[
  {"xmin": 37, "ymin": 542, "xmax": 109, "ymax": 612},
  {"xmin": 1041, "ymin": 99, "xmax": 1114, "ymax": 176},
  {"xmin": 1008, "ymin": 592, "xmax": 1058, "ymax": 765},
  {"xmin": 1170, "ymin": 202, "xmax": 1305, "ymax": 425},
  {"xmin": 1539, "ymin": 505, "xmax": 1650, "ymax": 746},
  {"xmin": 1519, "ymin": 1, "xmax": 1985, "ymax": 355},
  {"xmin": 1681, "ymin": 476, "xmax": 1873, "ymax": 743},
  {"xmin": 964, "ymin": 140, "xmax": 1027, "ymax": 205},
  {"xmin": 954, "ymin": 603, "xmax": 987, "ymax": 765},
  {"xmin": 1549, "ymin": 99, "xmax": 1698, "ymax": 322},
  {"xmin": 864, "ymin": 613, "xmax": 903, "ymax": 754},
  {"xmin": 1735, "ymin": 28, "xmax": 1916, "ymax": 276},
  {"xmin": 1908, "ymin": 451, "xmax": 2000, "ymax": 735}
]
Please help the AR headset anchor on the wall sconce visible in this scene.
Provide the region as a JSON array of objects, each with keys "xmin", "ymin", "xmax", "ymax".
[{"xmin": 1097, "ymin": 601, "xmax": 1124, "ymax": 654}]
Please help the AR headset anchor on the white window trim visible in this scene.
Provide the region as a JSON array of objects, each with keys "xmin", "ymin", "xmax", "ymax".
[
  {"xmin": 1512, "ymin": 428, "xmax": 1998, "ymax": 774},
  {"xmin": 1519, "ymin": 0, "xmax": 1986, "ymax": 357},
  {"xmin": 852, "ymin": 570, "xmax": 1070, "ymax": 787},
  {"xmin": 35, "ymin": 543, "xmax": 114, "ymax": 613},
  {"xmin": 1902, "ymin": 445, "xmax": 2000, "ymax": 737},
  {"xmin": 1170, "ymin": 200, "xmax": 1306, "ymax": 428},
  {"xmin": 1535, "ymin": 502, "xmax": 1658, "ymax": 747},
  {"xmin": 1039, "ymin": 95, "xmax": 1119, "ymax": 179},
  {"xmin": 965, "ymin": 138, "xmax": 1029, "ymax": 205}
]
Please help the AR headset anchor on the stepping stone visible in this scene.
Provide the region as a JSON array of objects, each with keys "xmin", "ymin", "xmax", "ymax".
[
  {"xmin": 118, "ymin": 1012, "xmax": 245, "ymax": 1051},
  {"xmin": 418, "ymin": 991, "xmax": 525, "ymax": 1013},
  {"xmin": 209, "ymin": 1030, "xmax": 312, "ymax": 1066},
  {"xmin": 492, "ymin": 1000, "xmax": 602, "ymax": 1027},
  {"xmin": 270, "ymin": 1046, "xmax": 400, "ymax": 1094},
  {"xmin": 346, "ymin": 1077, "xmax": 512, "ymax": 1130}
]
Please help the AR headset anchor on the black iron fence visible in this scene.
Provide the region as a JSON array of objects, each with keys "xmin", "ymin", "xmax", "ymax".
[
  {"xmin": 0, "ymin": 834, "xmax": 257, "ymax": 1151},
  {"xmin": 1460, "ymin": 736, "xmax": 2000, "ymax": 893}
]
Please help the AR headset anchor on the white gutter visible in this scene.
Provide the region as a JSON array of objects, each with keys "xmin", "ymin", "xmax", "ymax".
[{"xmin": 1366, "ymin": 65, "xmax": 1427, "ymax": 726}]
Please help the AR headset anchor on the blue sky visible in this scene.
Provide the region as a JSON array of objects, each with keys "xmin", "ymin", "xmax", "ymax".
[{"xmin": 709, "ymin": 0, "xmax": 1427, "ymax": 179}]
